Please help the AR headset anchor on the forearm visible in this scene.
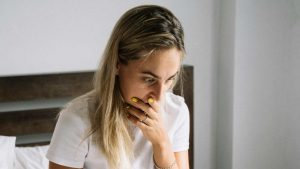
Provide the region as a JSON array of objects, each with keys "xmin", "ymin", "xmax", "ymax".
[{"xmin": 152, "ymin": 138, "xmax": 178, "ymax": 169}]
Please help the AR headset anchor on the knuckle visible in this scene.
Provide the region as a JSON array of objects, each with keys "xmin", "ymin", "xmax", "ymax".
[{"xmin": 146, "ymin": 107, "xmax": 152, "ymax": 113}]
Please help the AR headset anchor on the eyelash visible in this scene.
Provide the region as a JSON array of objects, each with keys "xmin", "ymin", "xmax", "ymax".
[
  {"xmin": 144, "ymin": 77, "xmax": 156, "ymax": 84},
  {"xmin": 143, "ymin": 77, "xmax": 176, "ymax": 85}
]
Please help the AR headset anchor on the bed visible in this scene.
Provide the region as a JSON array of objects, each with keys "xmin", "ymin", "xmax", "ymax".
[{"xmin": 0, "ymin": 65, "xmax": 194, "ymax": 169}]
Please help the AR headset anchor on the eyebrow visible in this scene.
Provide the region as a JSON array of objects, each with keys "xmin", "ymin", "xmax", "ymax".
[{"xmin": 141, "ymin": 71, "xmax": 178, "ymax": 80}]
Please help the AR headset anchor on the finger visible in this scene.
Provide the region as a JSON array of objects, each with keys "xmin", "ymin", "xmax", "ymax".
[
  {"xmin": 130, "ymin": 97, "xmax": 157, "ymax": 119},
  {"xmin": 136, "ymin": 119, "xmax": 149, "ymax": 130},
  {"xmin": 127, "ymin": 113, "xmax": 138, "ymax": 123},
  {"xmin": 126, "ymin": 104, "xmax": 147, "ymax": 121},
  {"xmin": 127, "ymin": 112, "xmax": 151, "ymax": 126},
  {"xmin": 127, "ymin": 112, "xmax": 142, "ymax": 125},
  {"xmin": 126, "ymin": 104, "xmax": 153, "ymax": 126},
  {"xmin": 147, "ymin": 97, "xmax": 160, "ymax": 113}
]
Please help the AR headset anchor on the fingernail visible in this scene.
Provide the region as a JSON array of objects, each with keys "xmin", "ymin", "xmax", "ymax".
[
  {"xmin": 131, "ymin": 97, "xmax": 138, "ymax": 103},
  {"xmin": 125, "ymin": 105, "xmax": 130, "ymax": 109},
  {"xmin": 148, "ymin": 98, "xmax": 154, "ymax": 103}
]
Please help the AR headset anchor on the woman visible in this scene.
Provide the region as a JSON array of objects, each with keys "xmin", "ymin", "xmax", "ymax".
[{"xmin": 46, "ymin": 5, "xmax": 190, "ymax": 169}]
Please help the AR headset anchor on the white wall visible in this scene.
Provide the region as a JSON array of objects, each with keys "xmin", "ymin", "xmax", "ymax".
[
  {"xmin": 0, "ymin": 1, "xmax": 216, "ymax": 169},
  {"xmin": 216, "ymin": 0, "xmax": 300, "ymax": 169},
  {"xmin": 286, "ymin": 1, "xmax": 300, "ymax": 169},
  {"xmin": 215, "ymin": 0, "xmax": 235, "ymax": 168},
  {"xmin": 233, "ymin": 0, "xmax": 290, "ymax": 168}
]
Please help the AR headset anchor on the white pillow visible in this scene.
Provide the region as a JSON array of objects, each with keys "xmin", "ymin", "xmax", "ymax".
[
  {"xmin": 0, "ymin": 135, "xmax": 16, "ymax": 169},
  {"xmin": 14, "ymin": 145, "xmax": 49, "ymax": 169}
]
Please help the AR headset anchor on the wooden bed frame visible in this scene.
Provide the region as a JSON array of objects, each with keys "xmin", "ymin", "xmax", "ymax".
[{"xmin": 0, "ymin": 65, "xmax": 194, "ymax": 168}]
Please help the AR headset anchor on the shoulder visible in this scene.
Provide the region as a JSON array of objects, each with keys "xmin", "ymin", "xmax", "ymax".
[
  {"xmin": 63, "ymin": 90, "xmax": 96, "ymax": 112},
  {"xmin": 46, "ymin": 91, "xmax": 97, "ymax": 168},
  {"xmin": 58, "ymin": 90, "xmax": 96, "ymax": 127},
  {"xmin": 164, "ymin": 92, "xmax": 189, "ymax": 123},
  {"xmin": 165, "ymin": 92, "xmax": 186, "ymax": 111},
  {"xmin": 164, "ymin": 93, "xmax": 190, "ymax": 152}
]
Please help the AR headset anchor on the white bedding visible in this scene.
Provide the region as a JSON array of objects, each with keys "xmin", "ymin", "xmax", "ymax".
[
  {"xmin": 14, "ymin": 145, "xmax": 49, "ymax": 169},
  {"xmin": 0, "ymin": 135, "xmax": 49, "ymax": 169},
  {"xmin": 0, "ymin": 136, "xmax": 16, "ymax": 169}
]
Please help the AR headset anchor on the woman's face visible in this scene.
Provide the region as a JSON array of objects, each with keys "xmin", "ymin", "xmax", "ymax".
[{"xmin": 118, "ymin": 48, "xmax": 181, "ymax": 104}]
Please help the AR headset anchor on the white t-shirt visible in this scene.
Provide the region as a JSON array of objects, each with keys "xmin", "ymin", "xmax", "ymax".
[{"xmin": 46, "ymin": 91, "xmax": 190, "ymax": 169}]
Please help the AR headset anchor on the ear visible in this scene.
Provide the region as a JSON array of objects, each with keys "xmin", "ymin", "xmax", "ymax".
[{"xmin": 116, "ymin": 61, "xmax": 120, "ymax": 75}]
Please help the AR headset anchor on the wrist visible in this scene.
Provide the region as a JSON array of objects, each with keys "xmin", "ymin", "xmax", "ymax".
[
  {"xmin": 152, "ymin": 137, "xmax": 171, "ymax": 150},
  {"xmin": 152, "ymin": 130, "xmax": 170, "ymax": 147},
  {"xmin": 153, "ymin": 154, "xmax": 177, "ymax": 169},
  {"xmin": 152, "ymin": 138, "xmax": 174, "ymax": 162}
]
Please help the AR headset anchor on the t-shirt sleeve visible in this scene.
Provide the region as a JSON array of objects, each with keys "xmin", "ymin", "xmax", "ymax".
[
  {"xmin": 46, "ymin": 102, "xmax": 89, "ymax": 168},
  {"xmin": 172, "ymin": 98, "xmax": 190, "ymax": 152}
]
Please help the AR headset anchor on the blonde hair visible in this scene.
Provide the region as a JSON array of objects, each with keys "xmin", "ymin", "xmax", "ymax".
[{"xmin": 89, "ymin": 5, "xmax": 185, "ymax": 169}]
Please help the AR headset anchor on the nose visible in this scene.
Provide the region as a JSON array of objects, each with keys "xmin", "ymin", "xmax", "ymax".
[{"xmin": 150, "ymin": 82, "xmax": 166, "ymax": 101}]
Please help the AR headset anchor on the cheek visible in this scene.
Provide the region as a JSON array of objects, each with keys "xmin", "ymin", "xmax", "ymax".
[{"xmin": 118, "ymin": 78, "xmax": 150, "ymax": 102}]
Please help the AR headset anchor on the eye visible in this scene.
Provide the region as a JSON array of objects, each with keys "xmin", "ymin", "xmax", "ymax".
[
  {"xmin": 167, "ymin": 77, "xmax": 176, "ymax": 81},
  {"xmin": 166, "ymin": 76, "xmax": 176, "ymax": 83},
  {"xmin": 144, "ymin": 77, "xmax": 156, "ymax": 84}
]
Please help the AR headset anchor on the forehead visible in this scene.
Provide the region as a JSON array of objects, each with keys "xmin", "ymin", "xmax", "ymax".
[{"xmin": 129, "ymin": 48, "xmax": 181, "ymax": 75}]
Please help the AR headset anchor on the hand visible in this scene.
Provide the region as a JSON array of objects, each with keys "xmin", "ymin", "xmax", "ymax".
[{"xmin": 126, "ymin": 97, "xmax": 169, "ymax": 146}]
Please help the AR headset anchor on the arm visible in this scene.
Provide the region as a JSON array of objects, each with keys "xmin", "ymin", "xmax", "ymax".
[
  {"xmin": 152, "ymin": 142, "xmax": 189, "ymax": 169},
  {"xmin": 46, "ymin": 102, "xmax": 89, "ymax": 169},
  {"xmin": 127, "ymin": 97, "xmax": 189, "ymax": 169},
  {"xmin": 174, "ymin": 151, "xmax": 189, "ymax": 169},
  {"xmin": 49, "ymin": 161, "xmax": 82, "ymax": 169}
]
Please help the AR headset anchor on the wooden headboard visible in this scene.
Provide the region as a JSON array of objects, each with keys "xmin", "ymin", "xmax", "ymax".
[{"xmin": 0, "ymin": 65, "xmax": 194, "ymax": 168}]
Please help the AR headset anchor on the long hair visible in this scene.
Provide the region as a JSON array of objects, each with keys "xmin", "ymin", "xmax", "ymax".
[{"xmin": 89, "ymin": 5, "xmax": 185, "ymax": 169}]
